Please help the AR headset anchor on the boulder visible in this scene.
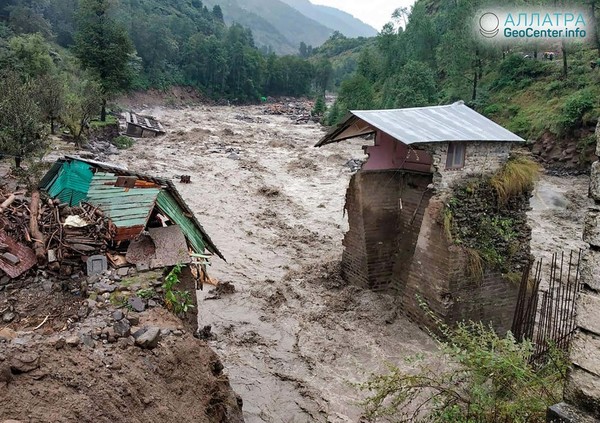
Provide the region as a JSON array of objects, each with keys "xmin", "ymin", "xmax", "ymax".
[{"xmin": 134, "ymin": 327, "xmax": 161, "ymax": 349}]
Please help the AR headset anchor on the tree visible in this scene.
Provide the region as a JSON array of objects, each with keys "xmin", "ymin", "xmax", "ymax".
[
  {"xmin": 62, "ymin": 77, "xmax": 102, "ymax": 146},
  {"xmin": 0, "ymin": 72, "xmax": 46, "ymax": 168},
  {"xmin": 74, "ymin": 0, "xmax": 135, "ymax": 121},
  {"xmin": 212, "ymin": 5, "xmax": 224, "ymax": 23},
  {"xmin": 36, "ymin": 73, "xmax": 66, "ymax": 135},
  {"xmin": 381, "ymin": 60, "xmax": 438, "ymax": 109},
  {"xmin": 312, "ymin": 94, "xmax": 326, "ymax": 116}
]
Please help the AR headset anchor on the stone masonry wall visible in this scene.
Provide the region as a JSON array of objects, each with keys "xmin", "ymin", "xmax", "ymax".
[
  {"xmin": 341, "ymin": 170, "xmax": 433, "ymax": 291},
  {"xmin": 421, "ymin": 141, "xmax": 514, "ymax": 192},
  {"xmin": 562, "ymin": 122, "xmax": 600, "ymax": 419},
  {"xmin": 401, "ymin": 199, "xmax": 519, "ymax": 334}
]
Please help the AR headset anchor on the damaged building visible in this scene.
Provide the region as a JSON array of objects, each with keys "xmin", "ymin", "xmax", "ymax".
[
  {"xmin": 37, "ymin": 156, "xmax": 223, "ymax": 278},
  {"xmin": 316, "ymin": 102, "xmax": 529, "ymax": 332}
]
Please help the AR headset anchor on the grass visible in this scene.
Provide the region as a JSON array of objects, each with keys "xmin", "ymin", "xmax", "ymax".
[
  {"xmin": 490, "ymin": 155, "xmax": 541, "ymax": 204},
  {"xmin": 112, "ymin": 135, "xmax": 134, "ymax": 149},
  {"xmin": 90, "ymin": 115, "xmax": 118, "ymax": 128},
  {"xmin": 465, "ymin": 247, "xmax": 484, "ymax": 282}
]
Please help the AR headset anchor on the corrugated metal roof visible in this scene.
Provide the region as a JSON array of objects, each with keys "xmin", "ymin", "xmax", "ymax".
[
  {"xmin": 316, "ymin": 102, "xmax": 525, "ymax": 146},
  {"xmin": 156, "ymin": 191, "xmax": 207, "ymax": 256},
  {"xmin": 39, "ymin": 156, "xmax": 225, "ymax": 261},
  {"xmin": 44, "ymin": 159, "xmax": 94, "ymax": 206},
  {"xmin": 87, "ymin": 172, "xmax": 159, "ymax": 230}
]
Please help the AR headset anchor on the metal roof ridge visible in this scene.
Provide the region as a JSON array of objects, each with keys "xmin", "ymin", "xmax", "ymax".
[{"xmin": 350, "ymin": 103, "xmax": 458, "ymax": 114}]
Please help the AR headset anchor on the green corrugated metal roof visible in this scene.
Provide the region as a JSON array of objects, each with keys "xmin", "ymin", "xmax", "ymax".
[
  {"xmin": 156, "ymin": 191, "xmax": 207, "ymax": 255},
  {"xmin": 87, "ymin": 172, "xmax": 159, "ymax": 228},
  {"xmin": 40, "ymin": 156, "xmax": 225, "ymax": 261},
  {"xmin": 44, "ymin": 159, "xmax": 94, "ymax": 206}
]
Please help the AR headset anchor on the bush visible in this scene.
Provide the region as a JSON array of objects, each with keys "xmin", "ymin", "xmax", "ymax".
[
  {"xmin": 112, "ymin": 135, "xmax": 134, "ymax": 149},
  {"xmin": 491, "ymin": 155, "xmax": 541, "ymax": 204},
  {"xmin": 557, "ymin": 90, "xmax": 595, "ymax": 134},
  {"xmin": 360, "ymin": 307, "xmax": 567, "ymax": 422},
  {"xmin": 491, "ymin": 55, "xmax": 548, "ymax": 91}
]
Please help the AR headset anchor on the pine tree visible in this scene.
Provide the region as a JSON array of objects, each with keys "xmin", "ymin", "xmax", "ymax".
[{"xmin": 74, "ymin": 0, "xmax": 135, "ymax": 121}]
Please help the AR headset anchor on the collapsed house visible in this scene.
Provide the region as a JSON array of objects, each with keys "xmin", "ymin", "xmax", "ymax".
[
  {"xmin": 316, "ymin": 102, "xmax": 528, "ymax": 333},
  {"xmin": 122, "ymin": 112, "xmax": 166, "ymax": 138},
  {"xmin": 36, "ymin": 156, "xmax": 223, "ymax": 277}
]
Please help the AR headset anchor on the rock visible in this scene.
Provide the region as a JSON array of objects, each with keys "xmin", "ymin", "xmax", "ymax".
[
  {"xmin": 0, "ymin": 363, "xmax": 12, "ymax": 386},
  {"xmin": 590, "ymin": 161, "xmax": 600, "ymax": 202},
  {"xmin": 112, "ymin": 310, "xmax": 124, "ymax": 321},
  {"xmin": 80, "ymin": 333, "xmax": 95, "ymax": 348},
  {"xmin": 127, "ymin": 315, "xmax": 140, "ymax": 326},
  {"xmin": 227, "ymin": 152, "xmax": 240, "ymax": 160},
  {"xmin": 172, "ymin": 329, "xmax": 183, "ymax": 337},
  {"xmin": 2, "ymin": 312, "xmax": 16, "ymax": 323},
  {"xmin": 117, "ymin": 336, "xmax": 134, "ymax": 350},
  {"xmin": 128, "ymin": 297, "xmax": 145, "ymax": 313},
  {"xmin": 0, "ymin": 328, "xmax": 17, "ymax": 341},
  {"xmin": 113, "ymin": 319, "xmax": 131, "ymax": 338},
  {"xmin": 117, "ymin": 267, "xmax": 130, "ymax": 277},
  {"xmin": 147, "ymin": 300, "xmax": 157, "ymax": 308},
  {"xmin": 54, "ymin": 338, "xmax": 66, "ymax": 350},
  {"xmin": 95, "ymin": 282, "xmax": 116, "ymax": 294},
  {"xmin": 583, "ymin": 207, "xmax": 600, "ymax": 248},
  {"xmin": 66, "ymin": 336, "xmax": 80, "ymax": 347},
  {"xmin": 10, "ymin": 353, "xmax": 40, "ymax": 373},
  {"xmin": 134, "ymin": 327, "xmax": 161, "ymax": 349},
  {"xmin": 87, "ymin": 274, "xmax": 101, "ymax": 285},
  {"xmin": 0, "ymin": 275, "xmax": 10, "ymax": 285},
  {"xmin": 42, "ymin": 280, "xmax": 53, "ymax": 293},
  {"xmin": 77, "ymin": 305, "xmax": 90, "ymax": 319}
]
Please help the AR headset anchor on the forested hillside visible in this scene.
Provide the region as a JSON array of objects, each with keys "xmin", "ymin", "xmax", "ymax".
[{"xmin": 325, "ymin": 0, "xmax": 600, "ymax": 169}]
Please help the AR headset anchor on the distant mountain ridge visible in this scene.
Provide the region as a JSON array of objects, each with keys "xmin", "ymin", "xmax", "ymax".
[
  {"xmin": 280, "ymin": 0, "xmax": 377, "ymax": 39},
  {"xmin": 203, "ymin": 0, "xmax": 377, "ymax": 54}
]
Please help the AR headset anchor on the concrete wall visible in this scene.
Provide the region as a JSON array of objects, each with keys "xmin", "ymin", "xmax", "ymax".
[
  {"xmin": 421, "ymin": 141, "xmax": 514, "ymax": 192},
  {"xmin": 560, "ymin": 122, "xmax": 600, "ymax": 420}
]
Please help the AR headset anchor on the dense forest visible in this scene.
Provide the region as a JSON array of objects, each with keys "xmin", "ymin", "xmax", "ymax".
[{"xmin": 325, "ymin": 0, "xmax": 600, "ymax": 151}]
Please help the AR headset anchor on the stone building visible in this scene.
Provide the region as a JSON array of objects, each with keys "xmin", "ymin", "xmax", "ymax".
[
  {"xmin": 316, "ymin": 102, "xmax": 528, "ymax": 331},
  {"xmin": 549, "ymin": 123, "xmax": 600, "ymax": 422}
]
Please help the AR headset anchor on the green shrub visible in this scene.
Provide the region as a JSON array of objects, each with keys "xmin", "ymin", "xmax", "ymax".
[
  {"xmin": 112, "ymin": 135, "xmax": 134, "ymax": 149},
  {"xmin": 163, "ymin": 264, "xmax": 195, "ymax": 315},
  {"xmin": 491, "ymin": 55, "xmax": 549, "ymax": 91},
  {"xmin": 557, "ymin": 90, "xmax": 595, "ymax": 134},
  {"xmin": 482, "ymin": 103, "xmax": 501, "ymax": 116},
  {"xmin": 360, "ymin": 307, "xmax": 567, "ymax": 422}
]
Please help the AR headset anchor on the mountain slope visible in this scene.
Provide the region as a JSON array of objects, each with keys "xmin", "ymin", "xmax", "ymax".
[
  {"xmin": 280, "ymin": 0, "xmax": 378, "ymax": 38},
  {"xmin": 203, "ymin": 0, "xmax": 335, "ymax": 54}
]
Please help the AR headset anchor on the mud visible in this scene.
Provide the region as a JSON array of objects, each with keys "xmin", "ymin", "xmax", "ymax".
[
  {"xmin": 107, "ymin": 104, "xmax": 592, "ymax": 422},
  {"xmin": 109, "ymin": 105, "xmax": 437, "ymax": 422}
]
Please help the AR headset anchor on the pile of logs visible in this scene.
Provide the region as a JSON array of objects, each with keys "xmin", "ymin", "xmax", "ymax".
[
  {"xmin": 263, "ymin": 101, "xmax": 320, "ymax": 124},
  {"xmin": 1, "ymin": 187, "xmax": 113, "ymax": 278}
]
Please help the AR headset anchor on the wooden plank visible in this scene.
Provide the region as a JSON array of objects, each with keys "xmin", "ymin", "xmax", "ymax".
[
  {"xmin": 131, "ymin": 113, "xmax": 138, "ymax": 125},
  {"xmin": 144, "ymin": 118, "xmax": 151, "ymax": 128}
]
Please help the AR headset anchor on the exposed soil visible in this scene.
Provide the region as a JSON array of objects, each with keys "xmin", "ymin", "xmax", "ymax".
[{"xmin": 0, "ymin": 280, "xmax": 243, "ymax": 423}]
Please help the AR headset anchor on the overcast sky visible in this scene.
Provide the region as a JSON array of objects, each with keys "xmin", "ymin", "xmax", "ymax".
[{"xmin": 311, "ymin": 0, "xmax": 416, "ymax": 31}]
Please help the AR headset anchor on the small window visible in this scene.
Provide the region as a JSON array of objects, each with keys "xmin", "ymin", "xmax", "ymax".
[{"xmin": 445, "ymin": 142, "xmax": 466, "ymax": 169}]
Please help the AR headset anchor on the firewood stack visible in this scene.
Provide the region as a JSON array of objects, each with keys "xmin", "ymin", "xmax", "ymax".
[{"xmin": 1, "ymin": 187, "xmax": 114, "ymax": 278}]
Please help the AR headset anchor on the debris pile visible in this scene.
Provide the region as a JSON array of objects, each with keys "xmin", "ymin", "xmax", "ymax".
[
  {"xmin": 263, "ymin": 100, "xmax": 319, "ymax": 124},
  {"xmin": 0, "ymin": 187, "xmax": 113, "ymax": 279}
]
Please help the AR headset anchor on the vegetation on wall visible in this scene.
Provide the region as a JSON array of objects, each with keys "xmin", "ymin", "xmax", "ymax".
[{"xmin": 442, "ymin": 155, "xmax": 540, "ymax": 276}]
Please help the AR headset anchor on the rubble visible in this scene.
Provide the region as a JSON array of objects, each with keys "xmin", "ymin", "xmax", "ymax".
[{"xmin": 262, "ymin": 100, "xmax": 320, "ymax": 124}]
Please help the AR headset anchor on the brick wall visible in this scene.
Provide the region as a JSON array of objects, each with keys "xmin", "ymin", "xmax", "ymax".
[{"xmin": 342, "ymin": 170, "xmax": 433, "ymax": 291}]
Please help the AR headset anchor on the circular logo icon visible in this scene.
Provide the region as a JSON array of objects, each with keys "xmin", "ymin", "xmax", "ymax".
[{"xmin": 479, "ymin": 12, "xmax": 500, "ymax": 38}]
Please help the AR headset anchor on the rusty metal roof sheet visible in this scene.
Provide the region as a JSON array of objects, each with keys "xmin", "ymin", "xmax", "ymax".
[
  {"xmin": 316, "ymin": 102, "xmax": 525, "ymax": 147},
  {"xmin": 0, "ymin": 231, "xmax": 37, "ymax": 279}
]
